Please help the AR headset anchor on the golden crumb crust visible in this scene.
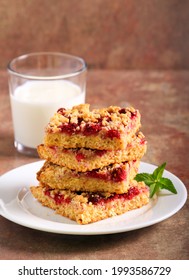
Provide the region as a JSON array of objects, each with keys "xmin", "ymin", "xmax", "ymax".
[
  {"xmin": 30, "ymin": 181, "xmax": 149, "ymax": 224},
  {"xmin": 44, "ymin": 104, "xmax": 141, "ymax": 150},
  {"xmin": 37, "ymin": 160, "xmax": 140, "ymax": 194},
  {"xmin": 38, "ymin": 132, "xmax": 147, "ymax": 172}
]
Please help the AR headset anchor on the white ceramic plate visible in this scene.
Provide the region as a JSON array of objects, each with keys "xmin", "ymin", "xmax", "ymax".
[{"xmin": 0, "ymin": 161, "xmax": 187, "ymax": 235}]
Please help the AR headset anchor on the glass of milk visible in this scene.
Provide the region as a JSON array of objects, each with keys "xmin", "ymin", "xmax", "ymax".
[{"xmin": 7, "ymin": 52, "xmax": 87, "ymax": 156}]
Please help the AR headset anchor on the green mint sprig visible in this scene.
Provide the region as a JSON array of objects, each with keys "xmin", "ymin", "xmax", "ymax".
[{"xmin": 135, "ymin": 162, "xmax": 177, "ymax": 198}]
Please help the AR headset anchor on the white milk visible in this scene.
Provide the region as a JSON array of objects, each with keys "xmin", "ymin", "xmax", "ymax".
[{"xmin": 10, "ymin": 80, "xmax": 85, "ymax": 148}]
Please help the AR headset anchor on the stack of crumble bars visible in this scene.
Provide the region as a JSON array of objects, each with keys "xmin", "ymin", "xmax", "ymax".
[{"xmin": 30, "ymin": 104, "xmax": 149, "ymax": 224}]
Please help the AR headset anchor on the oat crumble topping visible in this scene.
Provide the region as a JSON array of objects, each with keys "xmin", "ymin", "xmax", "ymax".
[{"xmin": 46, "ymin": 104, "xmax": 140, "ymax": 134}]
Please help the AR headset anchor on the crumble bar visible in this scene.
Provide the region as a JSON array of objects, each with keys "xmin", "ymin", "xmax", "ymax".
[
  {"xmin": 30, "ymin": 181, "xmax": 149, "ymax": 224},
  {"xmin": 38, "ymin": 132, "xmax": 146, "ymax": 172},
  {"xmin": 37, "ymin": 160, "xmax": 139, "ymax": 194},
  {"xmin": 44, "ymin": 104, "xmax": 141, "ymax": 150}
]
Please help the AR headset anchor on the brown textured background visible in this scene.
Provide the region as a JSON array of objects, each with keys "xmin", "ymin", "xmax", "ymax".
[
  {"xmin": 1, "ymin": 0, "xmax": 189, "ymax": 70},
  {"xmin": 0, "ymin": 0, "xmax": 189, "ymax": 261}
]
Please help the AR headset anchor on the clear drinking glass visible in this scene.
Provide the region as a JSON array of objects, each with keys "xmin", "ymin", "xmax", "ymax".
[{"xmin": 7, "ymin": 52, "xmax": 87, "ymax": 156}]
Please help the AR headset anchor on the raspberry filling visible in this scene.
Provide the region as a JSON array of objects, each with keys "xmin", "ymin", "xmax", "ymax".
[
  {"xmin": 119, "ymin": 108, "xmax": 127, "ymax": 114},
  {"xmin": 75, "ymin": 152, "xmax": 85, "ymax": 162},
  {"xmin": 106, "ymin": 129, "xmax": 120, "ymax": 139},
  {"xmin": 83, "ymin": 123, "xmax": 102, "ymax": 136},
  {"xmin": 75, "ymin": 149, "xmax": 107, "ymax": 161},
  {"xmin": 130, "ymin": 111, "xmax": 137, "ymax": 119},
  {"xmin": 57, "ymin": 108, "xmax": 66, "ymax": 115},
  {"xmin": 88, "ymin": 186, "xmax": 140, "ymax": 205},
  {"xmin": 49, "ymin": 145, "xmax": 61, "ymax": 153},
  {"xmin": 44, "ymin": 187, "xmax": 141, "ymax": 206},
  {"xmin": 58, "ymin": 123, "xmax": 78, "ymax": 135},
  {"xmin": 44, "ymin": 189, "xmax": 71, "ymax": 204},
  {"xmin": 140, "ymin": 138, "xmax": 147, "ymax": 145},
  {"xmin": 94, "ymin": 150, "xmax": 107, "ymax": 157},
  {"xmin": 86, "ymin": 166, "xmax": 127, "ymax": 182},
  {"xmin": 58, "ymin": 122, "xmax": 121, "ymax": 139},
  {"xmin": 56, "ymin": 108, "xmax": 138, "ymax": 139}
]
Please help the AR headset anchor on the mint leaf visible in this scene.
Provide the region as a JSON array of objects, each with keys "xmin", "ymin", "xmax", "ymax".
[
  {"xmin": 152, "ymin": 162, "xmax": 166, "ymax": 180},
  {"xmin": 159, "ymin": 177, "xmax": 177, "ymax": 194},
  {"xmin": 135, "ymin": 173, "xmax": 154, "ymax": 186},
  {"xmin": 134, "ymin": 162, "xmax": 177, "ymax": 198},
  {"xmin": 149, "ymin": 183, "xmax": 159, "ymax": 198}
]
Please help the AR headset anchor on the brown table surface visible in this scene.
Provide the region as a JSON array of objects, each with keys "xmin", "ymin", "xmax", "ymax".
[{"xmin": 0, "ymin": 69, "xmax": 188, "ymax": 260}]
